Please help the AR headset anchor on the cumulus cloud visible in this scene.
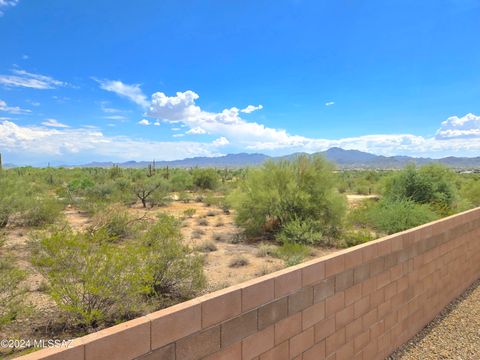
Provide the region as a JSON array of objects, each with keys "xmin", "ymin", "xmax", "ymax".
[
  {"xmin": 186, "ymin": 127, "xmax": 207, "ymax": 135},
  {"xmin": 436, "ymin": 113, "xmax": 480, "ymax": 139},
  {"xmin": 145, "ymin": 89, "xmax": 480, "ymax": 157},
  {"xmin": 147, "ymin": 91, "xmax": 309, "ymax": 149},
  {"xmin": 0, "ymin": 99, "xmax": 31, "ymax": 114},
  {"xmin": 95, "ymin": 79, "xmax": 149, "ymax": 108},
  {"xmin": 325, "ymin": 101, "xmax": 335, "ymax": 106},
  {"xmin": 241, "ymin": 104, "xmax": 263, "ymax": 113},
  {"xmin": 41, "ymin": 119, "xmax": 69, "ymax": 128},
  {"xmin": 0, "ymin": 0, "xmax": 18, "ymax": 16},
  {"xmin": 0, "ymin": 120, "xmax": 223, "ymax": 165},
  {"xmin": 0, "ymin": 69, "xmax": 66, "ymax": 89},
  {"xmin": 212, "ymin": 137, "xmax": 230, "ymax": 146},
  {"xmin": 138, "ymin": 119, "xmax": 150, "ymax": 126}
]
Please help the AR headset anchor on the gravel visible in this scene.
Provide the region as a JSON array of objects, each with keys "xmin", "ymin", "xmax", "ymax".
[{"xmin": 388, "ymin": 278, "xmax": 480, "ymax": 360}]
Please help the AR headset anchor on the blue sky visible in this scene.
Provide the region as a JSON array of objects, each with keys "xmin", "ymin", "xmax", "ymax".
[{"xmin": 1, "ymin": 0, "xmax": 480, "ymax": 165}]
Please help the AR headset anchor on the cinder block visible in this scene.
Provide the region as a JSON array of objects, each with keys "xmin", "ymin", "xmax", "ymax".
[
  {"xmin": 302, "ymin": 300, "xmax": 326, "ymax": 330},
  {"xmin": 275, "ymin": 269, "xmax": 302, "ymax": 298},
  {"xmin": 288, "ymin": 286, "xmax": 313, "ymax": 314},
  {"xmin": 289, "ymin": 327, "xmax": 314, "ymax": 358},
  {"xmin": 203, "ymin": 342, "xmax": 241, "ymax": 360},
  {"xmin": 148, "ymin": 299, "xmax": 201, "ymax": 349},
  {"xmin": 325, "ymin": 328, "xmax": 346, "ymax": 356},
  {"xmin": 202, "ymin": 288, "xmax": 242, "ymax": 328},
  {"xmin": 353, "ymin": 330, "xmax": 370, "ymax": 353},
  {"xmin": 313, "ymin": 277, "xmax": 335, "ymax": 303},
  {"xmin": 344, "ymin": 250, "xmax": 363, "ymax": 270},
  {"xmin": 221, "ymin": 310, "xmax": 258, "ymax": 347},
  {"xmin": 258, "ymin": 297, "xmax": 288, "ymax": 330},
  {"xmin": 138, "ymin": 344, "xmax": 175, "ymax": 360},
  {"xmin": 302, "ymin": 260, "xmax": 326, "ymax": 286},
  {"xmin": 302, "ymin": 340, "xmax": 325, "ymax": 360},
  {"xmin": 16, "ymin": 339, "xmax": 85, "ymax": 360},
  {"xmin": 326, "ymin": 291, "xmax": 345, "ymax": 316},
  {"xmin": 325, "ymin": 255, "xmax": 345, "ymax": 278},
  {"xmin": 274, "ymin": 312, "xmax": 302, "ymax": 345},
  {"xmin": 345, "ymin": 317, "xmax": 363, "ymax": 341},
  {"xmin": 335, "ymin": 269, "xmax": 354, "ymax": 292},
  {"xmin": 242, "ymin": 325, "xmax": 274, "ymax": 360},
  {"xmin": 335, "ymin": 341, "xmax": 354, "ymax": 360},
  {"xmin": 353, "ymin": 296, "xmax": 370, "ymax": 319},
  {"xmin": 176, "ymin": 326, "xmax": 221, "ymax": 360},
  {"xmin": 314, "ymin": 316, "xmax": 336, "ymax": 343},
  {"xmin": 241, "ymin": 278, "xmax": 275, "ymax": 312},
  {"xmin": 84, "ymin": 316, "xmax": 150, "ymax": 360},
  {"xmin": 335, "ymin": 304, "xmax": 354, "ymax": 330},
  {"xmin": 259, "ymin": 341, "xmax": 289, "ymax": 360}
]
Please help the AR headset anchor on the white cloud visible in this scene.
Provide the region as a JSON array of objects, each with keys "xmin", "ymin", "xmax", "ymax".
[
  {"xmin": 0, "ymin": 99, "xmax": 31, "ymax": 114},
  {"xmin": 0, "ymin": 69, "xmax": 66, "ymax": 89},
  {"xmin": 186, "ymin": 126, "xmax": 207, "ymax": 135},
  {"xmin": 0, "ymin": 0, "xmax": 18, "ymax": 16},
  {"xmin": 241, "ymin": 104, "xmax": 263, "ymax": 113},
  {"xmin": 147, "ymin": 90, "xmax": 317, "ymax": 149},
  {"xmin": 146, "ymin": 89, "xmax": 480, "ymax": 157},
  {"xmin": 41, "ymin": 119, "xmax": 69, "ymax": 128},
  {"xmin": 138, "ymin": 119, "xmax": 150, "ymax": 126},
  {"xmin": 436, "ymin": 113, "xmax": 480, "ymax": 139},
  {"xmin": 96, "ymin": 79, "xmax": 149, "ymax": 108},
  {"xmin": 212, "ymin": 137, "xmax": 229, "ymax": 146},
  {"xmin": 325, "ymin": 101, "xmax": 335, "ymax": 106},
  {"xmin": 153, "ymin": 121, "xmax": 160, "ymax": 126},
  {"xmin": 0, "ymin": 120, "xmax": 223, "ymax": 165},
  {"xmin": 171, "ymin": 127, "xmax": 181, "ymax": 131},
  {"xmin": 173, "ymin": 133, "xmax": 185, "ymax": 138},
  {"xmin": 104, "ymin": 115, "xmax": 128, "ymax": 121}
]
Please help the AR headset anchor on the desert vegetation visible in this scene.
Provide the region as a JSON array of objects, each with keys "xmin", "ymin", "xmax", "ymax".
[{"xmin": 0, "ymin": 157, "xmax": 478, "ymax": 357}]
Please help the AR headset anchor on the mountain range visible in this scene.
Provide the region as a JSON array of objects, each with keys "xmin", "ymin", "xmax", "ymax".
[{"xmin": 73, "ymin": 147, "xmax": 480, "ymax": 169}]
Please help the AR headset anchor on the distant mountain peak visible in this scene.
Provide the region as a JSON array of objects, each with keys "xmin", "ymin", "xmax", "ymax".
[{"xmin": 11, "ymin": 148, "xmax": 480, "ymax": 169}]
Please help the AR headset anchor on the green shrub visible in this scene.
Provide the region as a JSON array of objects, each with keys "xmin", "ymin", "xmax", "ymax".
[
  {"xmin": 183, "ymin": 208, "xmax": 196, "ymax": 218},
  {"xmin": 141, "ymin": 215, "xmax": 205, "ymax": 304},
  {"xmin": 383, "ymin": 164, "xmax": 457, "ymax": 214},
  {"xmin": 32, "ymin": 229, "xmax": 145, "ymax": 328},
  {"xmin": 256, "ymin": 242, "xmax": 277, "ymax": 258},
  {"xmin": 461, "ymin": 179, "xmax": 480, "ymax": 207},
  {"xmin": 178, "ymin": 192, "xmax": 192, "ymax": 203},
  {"xmin": 367, "ymin": 199, "xmax": 438, "ymax": 234},
  {"xmin": 229, "ymin": 155, "xmax": 346, "ymax": 243},
  {"xmin": 276, "ymin": 218, "xmax": 324, "ymax": 246},
  {"xmin": 0, "ymin": 256, "xmax": 27, "ymax": 329},
  {"xmin": 228, "ymin": 255, "xmax": 250, "ymax": 268},
  {"xmin": 340, "ymin": 229, "xmax": 376, "ymax": 248},
  {"xmin": 273, "ymin": 242, "xmax": 311, "ymax": 266},
  {"xmin": 20, "ymin": 197, "xmax": 63, "ymax": 227},
  {"xmin": 195, "ymin": 240, "xmax": 218, "ymax": 253},
  {"xmin": 170, "ymin": 172, "xmax": 194, "ymax": 191},
  {"xmin": 89, "ymin": 205, "xmax": 140, "ymax": 241},
  {"xmin": 0, "ymin": 204, "xmax": 11, "ymax": 228},
  {"xmin": 193, "ymin": 169, "xmax": 219, "ymax": 190}
]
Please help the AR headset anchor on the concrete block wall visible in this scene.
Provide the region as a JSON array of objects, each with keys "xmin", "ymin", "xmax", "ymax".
[{"xmin": 19, "ymin": 207, "xmax": 480, "ymax": 360}]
